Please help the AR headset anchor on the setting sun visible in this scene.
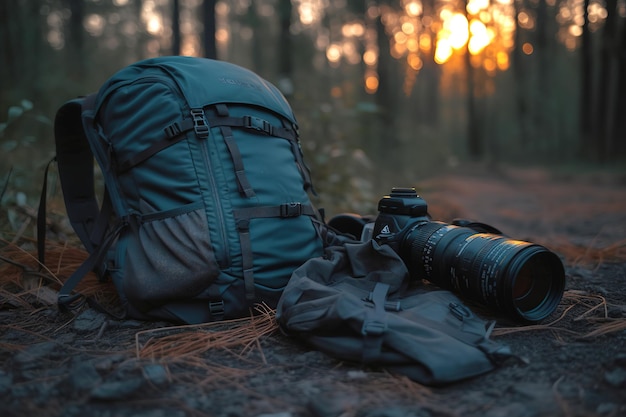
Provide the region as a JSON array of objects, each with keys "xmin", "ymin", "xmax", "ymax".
[
  {"xmin": 434, "ymin": 38, "xmax": 453, "ymax": 64},
  {"xmin": 468, "ymin": 19, "xmax": 490, "ymax": 54},
  {"xmin": 446, "ymin": 13, "xmax": 469, "ymax": 49}
]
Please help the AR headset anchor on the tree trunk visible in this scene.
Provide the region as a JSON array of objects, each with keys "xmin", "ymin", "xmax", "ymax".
[
  {"xmin": 466, "ymin": 7, "xmax": 481, "ymax": 158},
  {"xmin": 67, "ymin": 0, "xmax": 85, "ymax": 81},
  {"xmin": 375, "ymin": 11, "xmax": 398, "ymax": 137},
  {"xmin": 248, "ymin": 3, "xmax": 264, "ymax": 73},
  {"xmin": 513, "ymin": 0, "xmax": 531, "ymax": 148},
  {"xmin": 534, "ymin": 0, "xmax": 549, "ymax": 152},
  {"xmin": 579, "ymin": 0, "xmax": 594, "ymax": 158},
  {"xmin": 278, "ymin": 0, "xmax": 293, "ymax": 72},
  {"xmin": 172, "ymin": 0, "xmax": 181, "ymax": 55},
  {"xmin": 613, "ymin": 16, "xmax": 626, "ymax": 155},
  {"xmin": 0, "ymin": 1, "xmax": 20, "ymax": 106},
  {"xmin": 203, "ymin": 0, "xmax": 217, "ymax": 59},
  {"xmin": 597, "ymin": 0, "xmax": 619, "ymax": 160}
]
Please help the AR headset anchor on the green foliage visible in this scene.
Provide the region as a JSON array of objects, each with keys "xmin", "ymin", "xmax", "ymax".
[{"xmin": 0, "ymin": 100, "xmax": 53, "ymax": 208}]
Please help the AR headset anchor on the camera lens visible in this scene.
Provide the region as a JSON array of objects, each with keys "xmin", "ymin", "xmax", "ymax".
[{"xmin": 403, "ymin": 222, "xmax": 565, "ymax": 323}]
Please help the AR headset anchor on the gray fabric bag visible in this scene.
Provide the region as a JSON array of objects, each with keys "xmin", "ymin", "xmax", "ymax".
[{"xmin": 276, "ymin": 240, "xmax": 513, "ymax": 385}]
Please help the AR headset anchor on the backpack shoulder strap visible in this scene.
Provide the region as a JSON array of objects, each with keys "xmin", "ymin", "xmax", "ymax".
[
  {"xmin": 53, "ymin": 95, "xmax": 100, "ymax": 251},
  {"xmin": 46, "ymin": 95, "xmax": 123, "ymax": 312}
]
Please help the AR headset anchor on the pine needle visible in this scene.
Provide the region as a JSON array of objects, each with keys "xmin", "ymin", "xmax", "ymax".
[
  {"xmin": 492, "ymin": 290, "xmax": 626, "ymax": 340},
  {"xmin": 0, "ymin": 238, "xmax": 118, "ymax": 307},
  {"xmin": 135, "ymin": 304, "xmax": 278, "ymax": 360}
]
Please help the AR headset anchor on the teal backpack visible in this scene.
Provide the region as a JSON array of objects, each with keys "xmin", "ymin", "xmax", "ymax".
[{"xmin": 46, "ymin": 56, "xmax": 327, "ymax": 324}]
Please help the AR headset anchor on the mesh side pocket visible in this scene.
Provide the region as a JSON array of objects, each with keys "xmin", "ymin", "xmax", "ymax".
[{"xmin": 120, "ymin": 207, "xmax": 219, "ymax": 311}]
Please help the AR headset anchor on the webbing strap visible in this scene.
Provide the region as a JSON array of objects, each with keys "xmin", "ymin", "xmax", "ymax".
[
  {"xmin": 116, "ymin": 133, "xmax": 188, "ymax": 174},
  {"xmin": 212, "ymin": 104, "xmax": 256, "ymax": 198},
  {"xmin": 236, "ymin": 219, "xmax": 255, "ymax": 301},
  {"xmin": 289, "ymin": 140, "xmax": 316, "ymax": 195},
  {"xmin": 233, "ymin": 202, "xmax": 317, "ymax": 301},
  {"xmin": 361, "ymin": 282, "xmax": 389, "ymax": 363},
  {"xmin": 207, "ymin": 116, "xmax": 297, "ymax": 141},
  {"xmin": 233, "ymin": 202, "xmax": 316, "ymax": 221},
  {"xmin": 116, "ymin": 106, "xmax": 299, "ymax": 177},
  {"xmin": 37, "ymin": 157, "xmax": 57, "ymax": 266},
  {"xmin": 220, "ymin": 125, "xmax": 256, "ymax": 198},
  {"xmin": 58, "ymin": 218, "xmax": 127, "ymax": 310},
  {"xmin": 115, "ymin": 108, "xmax": 203, "ymax": 174}
]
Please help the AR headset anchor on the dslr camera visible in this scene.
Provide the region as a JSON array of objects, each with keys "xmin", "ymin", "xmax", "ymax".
[{"xmin": 346, "ymin": 188, "xmax": 565, "ymax": 323}]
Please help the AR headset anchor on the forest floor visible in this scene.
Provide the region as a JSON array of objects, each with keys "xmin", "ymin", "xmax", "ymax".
[{"xmin": 1, "ymin": 165, "xmax": 626, "ymax": 417}]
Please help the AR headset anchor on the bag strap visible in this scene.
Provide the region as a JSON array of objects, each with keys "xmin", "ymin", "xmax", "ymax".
[
  {"xmin": 50, "ymin": 97, "xmax": 101, "ymax": 252},
  {"xmin": 37, "ymin": 156, "xmax": 57, "ymax": 267},
  {"xmin": 233, "ymin": 203, "xmax": 318, "ymax": 301},
  {"xmin": 46, "ymin": 95, "xmax": 124, "ymax": 313},
  {"xmin": 212, "ymin": 104, "xmax": 256, "ymax": 198},
  {"xmin": 361, "ymin": 282, "xmax": 390, "ymax": 363},
  {"xmin": 57, "ymin": 217, "xmax": 126, "ymax": 312}
]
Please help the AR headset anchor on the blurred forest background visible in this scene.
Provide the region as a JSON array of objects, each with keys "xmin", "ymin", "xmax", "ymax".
[{"xmin": 1, "ymin": 0, "xmax": 625, "ymax": 219}]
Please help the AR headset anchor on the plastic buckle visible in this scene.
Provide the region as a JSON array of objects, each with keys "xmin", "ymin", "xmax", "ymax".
[
  {"xmin": 449, "ymin": 302, "xmax": 472, "ymax": 321},
  {"xmin": 243, "ymin": 116, "xmax": 272, "ymax": 135},
  {"xmin": 191, "ymin": 109, "xmax": 209, "ymax": 138},
  {"xmin": 164, "ymin": 122, "xmax": 182, "ymax": 139},
  {"xmin": 361, "ymin": 320, "xmax": 386, "ymax": 336},
  {"xmin": 280, "ymin": 202, "xmax": 302, "ymax": 217},
  {"xmin": 208, "ymin": 300, "xmax": 225, "ymax": 320},
  {"xmin": 237, "ymin": 219, "xmax": 250, "ymax": 231}
]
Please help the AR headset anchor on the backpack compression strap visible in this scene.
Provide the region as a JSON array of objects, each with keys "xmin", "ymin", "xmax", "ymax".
[
  {"xmin": 362, "ymin": 282, "xmax": 390, "ymax": 363},
  {"xmin": 207, "ymin": 103, "xmax": 315, "ymax": 197},
  {"xmin": 116, "ymin": 105, "xmax": 314, "ymax": 196},
  {"xmin": 233, "ymin": 203, "xmax": 318, "ymax": 301}
]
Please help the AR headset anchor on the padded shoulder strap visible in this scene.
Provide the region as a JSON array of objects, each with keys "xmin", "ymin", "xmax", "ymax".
[{"xmin": 53, "ymin": 96, "xmax": 100, "ymax": 252}]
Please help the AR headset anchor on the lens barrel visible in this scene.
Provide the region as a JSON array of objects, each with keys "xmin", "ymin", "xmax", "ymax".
[{"xmin": 403, "ymin": 221, "xmax": 565, "ymax": 323}]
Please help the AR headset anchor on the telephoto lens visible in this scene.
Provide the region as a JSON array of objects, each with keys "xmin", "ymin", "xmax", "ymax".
[{"xmin": 374, "ymin": 188, "xmax": 565, "ymax": 323}]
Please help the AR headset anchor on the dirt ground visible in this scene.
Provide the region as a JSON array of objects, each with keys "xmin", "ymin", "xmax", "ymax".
[{"xmin": 1, "ymin": 166, "xmax": 626, "ymax": 417}]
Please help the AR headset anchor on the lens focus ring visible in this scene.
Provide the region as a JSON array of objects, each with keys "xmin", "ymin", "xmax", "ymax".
[{"xmin": 407, "ymin": 221, "xmax": 449, "ymax": 280}]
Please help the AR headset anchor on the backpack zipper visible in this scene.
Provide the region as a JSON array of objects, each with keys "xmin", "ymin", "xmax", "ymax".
[{"xmin": 196, "ymin": 120, "xmax": 231, "ymax": 268}]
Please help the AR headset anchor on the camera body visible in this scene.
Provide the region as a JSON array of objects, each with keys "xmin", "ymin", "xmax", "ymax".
[
  {"xmin": 372, "ymin": 188, "xmax": 430, "ymax": 253},
  {"xmin": 370, "ymin": 188, "xmax": 565, "ymax": 323}
]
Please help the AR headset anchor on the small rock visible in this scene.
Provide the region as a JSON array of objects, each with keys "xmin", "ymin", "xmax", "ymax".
[
  {"xmin": 90, "ymin": 377, "xmax": 143, "ymax": 400},
  {"xmin": 73, "ymin": 309, "xmax": 106, "ymax": 333},
  {"xmin": 94, "ymin": 354, "xmax": 126, "ymax": 372},
  {"xmin": 604, "ymin": 368, "xmax": 626, "ymax": 388},
  {"xmin": 142, "ymin": 363, "xmax": 169, "ymax": 387},
  {"xmin": 347, "ymin": 370, "xmax": 368, "ymax": 379},
  {"xmin": 596, "ymin": 403, "xmax": 618, "ymax": 415},
  {"xmin": 308, "ymin": 392, "xmax": 360, "ymax": 417}
]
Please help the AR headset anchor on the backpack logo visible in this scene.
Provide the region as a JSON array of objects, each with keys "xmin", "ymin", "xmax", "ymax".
[{"xmin": 381, "ymin": 225, "xmax": 391, "ymax": 234}]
